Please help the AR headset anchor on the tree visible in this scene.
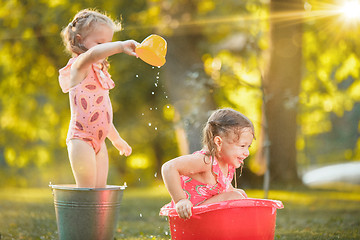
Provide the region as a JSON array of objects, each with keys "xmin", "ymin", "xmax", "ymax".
[
  {"xmin": 262, "ymin": 0, "xmax": 303, "ymax": 184},
  {"xmin": 158, "ymin": 0, "xmax": 217, "ymax": 154}
]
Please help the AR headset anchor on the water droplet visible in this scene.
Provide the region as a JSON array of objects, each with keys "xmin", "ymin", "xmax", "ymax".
[
  {"xmin": 155, "ymin": 83, "xmax": 158, "ymax": 87},
  {"xmin": 158, "ymin": 66, "xmax": 161, "ymax": 69},
  {"xmin": 140, "ymin": 213, "xmax": 143, "ymax": 218},
  {"xmin": 135, "ymin": 74, "xmax": 139, "ymax": 78},
  {"xmin": 157, "ymin": 72, "xmax": 160, "ymax": 75},
  {"xmin": 150, "ymin": 108, "xmax": 153, "ymax": 110},
  {"xmin": 155, "ymin": 127, "xmax": 158, "ymax": 131},
  {"xmin": 167, "ymin": 105, "xmax": 170, "ymax": 108},
  {"xmin": 165, "ymin": 231, "xmax": 169, "ymax": 235},
  {"xmin": 148, "ymin": 123, "xmax": 152, "ymax": 126},
  {"xmin": 156, "ymin": 76, "xmax": 159, "ymax": 79},
  {"xmin": 141, "ymin": 113, "xmax": 144, "ymax": 116},
  {"xmin": 152, "ymin": 67, "xmax": 155, "ymax": 69},
  {"xmin": 165, "ymin": 96, "xmax": 168, "ymax": 98},
  {"xmin": 138, "ymin": 178, "xmax": 141, "ymax": 181},
  {"xmin": 154, "ymin": 172, "xmax": 157, "ymax": 177},
  {"xmin": 152, "ymin": 92, "xmax": 155, "ymax": 95}
]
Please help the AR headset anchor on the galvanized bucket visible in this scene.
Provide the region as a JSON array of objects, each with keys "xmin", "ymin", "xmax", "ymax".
[{"xmin": 50, "ymin": 184, "xmax": 125, "ymax": 240}]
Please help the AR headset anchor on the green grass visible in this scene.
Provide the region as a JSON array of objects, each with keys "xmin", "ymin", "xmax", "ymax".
[{"xmin": 0, "ymin": 184, "xmax": 359, "ymax": 239}]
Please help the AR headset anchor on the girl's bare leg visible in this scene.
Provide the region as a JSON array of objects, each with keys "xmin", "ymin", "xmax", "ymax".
[
  {"xmin": 200, "ymin": 190, "xmax": 246, "ymax": 205},
  {"xmin": 67, "ymin": 139, "xmax": 97, "ymax": 188},
  {"xmin": 95, "ymin": 141, "xmax": 109, "ymax": 188}
]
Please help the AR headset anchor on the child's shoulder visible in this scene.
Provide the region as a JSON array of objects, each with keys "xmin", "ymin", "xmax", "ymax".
[
  {"xmin": 191, "ymin": 150, "xmax": 212, "ymax": 165},
  {"xmin": 191, "ymin": 150, "xmax": 206, "ymax": 159},
  {"xmin": 193, "ymin": 149, "xmax": 207, "ymax": 155}
]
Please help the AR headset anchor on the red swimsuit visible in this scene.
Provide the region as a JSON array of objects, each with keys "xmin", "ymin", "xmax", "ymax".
[{"xmin": 162, "ymin": 151, "xmax": 237, "ymax": 210}]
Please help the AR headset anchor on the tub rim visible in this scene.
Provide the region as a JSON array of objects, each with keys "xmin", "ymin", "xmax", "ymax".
[
  {"xmin": 160, "ymin": 198, "xmax": 284, "ymax": 217},
  {"xmin": 49, "ymin": 184, "xmax": 126, "ymax": 191}
]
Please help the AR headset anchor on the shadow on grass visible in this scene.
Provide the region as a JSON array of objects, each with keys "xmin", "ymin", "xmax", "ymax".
[{"xmin": 0, "ymin": 184, "xmax": 359, "ymax": 239}]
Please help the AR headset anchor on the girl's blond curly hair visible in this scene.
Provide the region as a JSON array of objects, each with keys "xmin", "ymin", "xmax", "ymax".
[{"xmin": 61, "ymin": 9, "xmax": 121, "ymax": 56}]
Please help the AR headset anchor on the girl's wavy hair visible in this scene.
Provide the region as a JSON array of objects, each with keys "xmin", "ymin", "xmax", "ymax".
[
  {"xmin": 61, "ymin": 9, "xmax": 121, "ymax": 67},
  {"xmin": 202, "ymin": 108, "xmax": 255, "ymax": 160}
]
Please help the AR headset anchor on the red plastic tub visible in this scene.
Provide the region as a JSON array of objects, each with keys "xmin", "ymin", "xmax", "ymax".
[{"xmin": 160, "ymin": 198, "xmax": 284, "ymax": 240}]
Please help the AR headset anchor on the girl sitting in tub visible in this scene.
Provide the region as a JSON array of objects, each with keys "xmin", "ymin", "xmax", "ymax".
[{"xmin": 161, "ymin": 108, "xmax": 255, "ymax": 219}]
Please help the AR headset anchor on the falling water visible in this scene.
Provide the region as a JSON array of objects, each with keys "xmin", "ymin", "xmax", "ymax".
[{"xmin": 138, "ymin": 67, "xmax": 170, "ymax": 131}]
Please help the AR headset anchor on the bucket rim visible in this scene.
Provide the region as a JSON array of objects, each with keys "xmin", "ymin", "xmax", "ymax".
[
  {"xmin": 49, "ymin": 184, "xmax": 126, "ymax": 191},
  {"xmin": 160, "ymin": 198, "xmax": 284, "ymax": 217}
]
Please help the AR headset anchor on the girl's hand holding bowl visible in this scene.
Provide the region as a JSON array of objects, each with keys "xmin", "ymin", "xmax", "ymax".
[{"xmin": 175, "ymin": 198, "xmax": 193, "ymax": 219}]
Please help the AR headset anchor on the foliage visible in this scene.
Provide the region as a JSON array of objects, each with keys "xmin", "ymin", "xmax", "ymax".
[{"xmin": 298, "ymin": 0, "xmax": 360, "ymax": 167}]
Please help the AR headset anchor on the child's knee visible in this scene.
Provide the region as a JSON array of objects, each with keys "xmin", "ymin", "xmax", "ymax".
[{"xmin": 227, "ymin": 190, "xmax": 246, "ymax": 200}]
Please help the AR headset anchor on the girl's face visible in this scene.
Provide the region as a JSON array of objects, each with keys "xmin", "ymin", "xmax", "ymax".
[
  {"xmin": 82, "ymin": 23, "xmax": 114, "ymax": 50},
  {"xmin": 216, "ymin": 127, "xmax": 253, "ymax": 168}
]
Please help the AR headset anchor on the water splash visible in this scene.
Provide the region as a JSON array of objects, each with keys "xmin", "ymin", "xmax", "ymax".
[{"xmin": 140, "ymin": 68, "xmax": 170, "ymax": 132}]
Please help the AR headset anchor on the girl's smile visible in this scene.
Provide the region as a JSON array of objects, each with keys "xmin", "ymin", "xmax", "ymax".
[{"xmin": 217, "ymin": 127, "xmax": 253, "ymax": 168}]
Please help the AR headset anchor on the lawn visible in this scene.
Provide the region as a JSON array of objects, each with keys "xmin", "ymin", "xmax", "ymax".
[{"xmin": 0, "ymin": 184, "xmax": 359, "ymax": 240}]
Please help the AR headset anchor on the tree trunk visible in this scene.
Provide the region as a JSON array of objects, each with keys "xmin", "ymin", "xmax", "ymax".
[
  {"xmin": 263, "ymin": 0, "xmax": 303, "ymax": 185},
  {"xmin": 164, "ymin": 32, "xmax": 216, "ymax": 153},
  {"xmin": 159, "ymin": 0, "xmax": 216, "ymax": 154}
]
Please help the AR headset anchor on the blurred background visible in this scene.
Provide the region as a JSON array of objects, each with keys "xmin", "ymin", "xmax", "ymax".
[{"xmin": 1, "ymin": 0, "xmax": 359, "ymax": 190}]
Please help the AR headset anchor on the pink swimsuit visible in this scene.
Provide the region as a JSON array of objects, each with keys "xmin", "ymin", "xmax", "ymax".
[
  {"xmin": 162, "ymin": 151, "xmax": 237, "ymax": 210},
  {"xmin": 59, "ymin": 57, "xmax": 115, "ymax": 154}
]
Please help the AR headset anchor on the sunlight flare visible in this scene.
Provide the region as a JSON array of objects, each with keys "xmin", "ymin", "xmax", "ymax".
[{"xmin": 340, "ymin": 0, "xmax": 360, "ymax": 20}]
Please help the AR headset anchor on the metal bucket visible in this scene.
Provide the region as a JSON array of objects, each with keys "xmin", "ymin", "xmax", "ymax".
[{"xmin": 50, "ymin": 184, "xmax": 125, "ymax": 240}]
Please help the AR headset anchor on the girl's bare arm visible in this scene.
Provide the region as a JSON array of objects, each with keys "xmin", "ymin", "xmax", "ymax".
[
  {"xmin": 70, "ymin": 40, "xmax": 138, "ymax": 87},
  {"xmin": 107, "ymin": 123, "xmax": 132, "ymax": 156},
  {"xmin": 161, "ymin": 153, "xmax": 210, "ymax": 203}
]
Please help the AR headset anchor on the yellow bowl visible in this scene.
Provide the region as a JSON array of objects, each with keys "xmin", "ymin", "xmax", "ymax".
[{"xmin": 136, "ymin": 34, "xmax": 167, "ymax": 67}]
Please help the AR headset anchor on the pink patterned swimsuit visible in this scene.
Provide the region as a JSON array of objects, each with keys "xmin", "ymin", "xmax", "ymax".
[
  {"xmin": 59, "ymin": 57, "xmax": 115, "ymax": 154},
  {"xmin": 162, "ymin": 151, "xmax": 237, "ymax": 209}
]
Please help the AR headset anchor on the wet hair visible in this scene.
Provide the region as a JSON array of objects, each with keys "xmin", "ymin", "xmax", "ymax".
[
  {"xmin": 202, "ymin": 108, "xmax": 255, "ymax": 161},
  {"xmin": 61, "ymin": 9, "xmax": 121, "ymax": 58}
]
